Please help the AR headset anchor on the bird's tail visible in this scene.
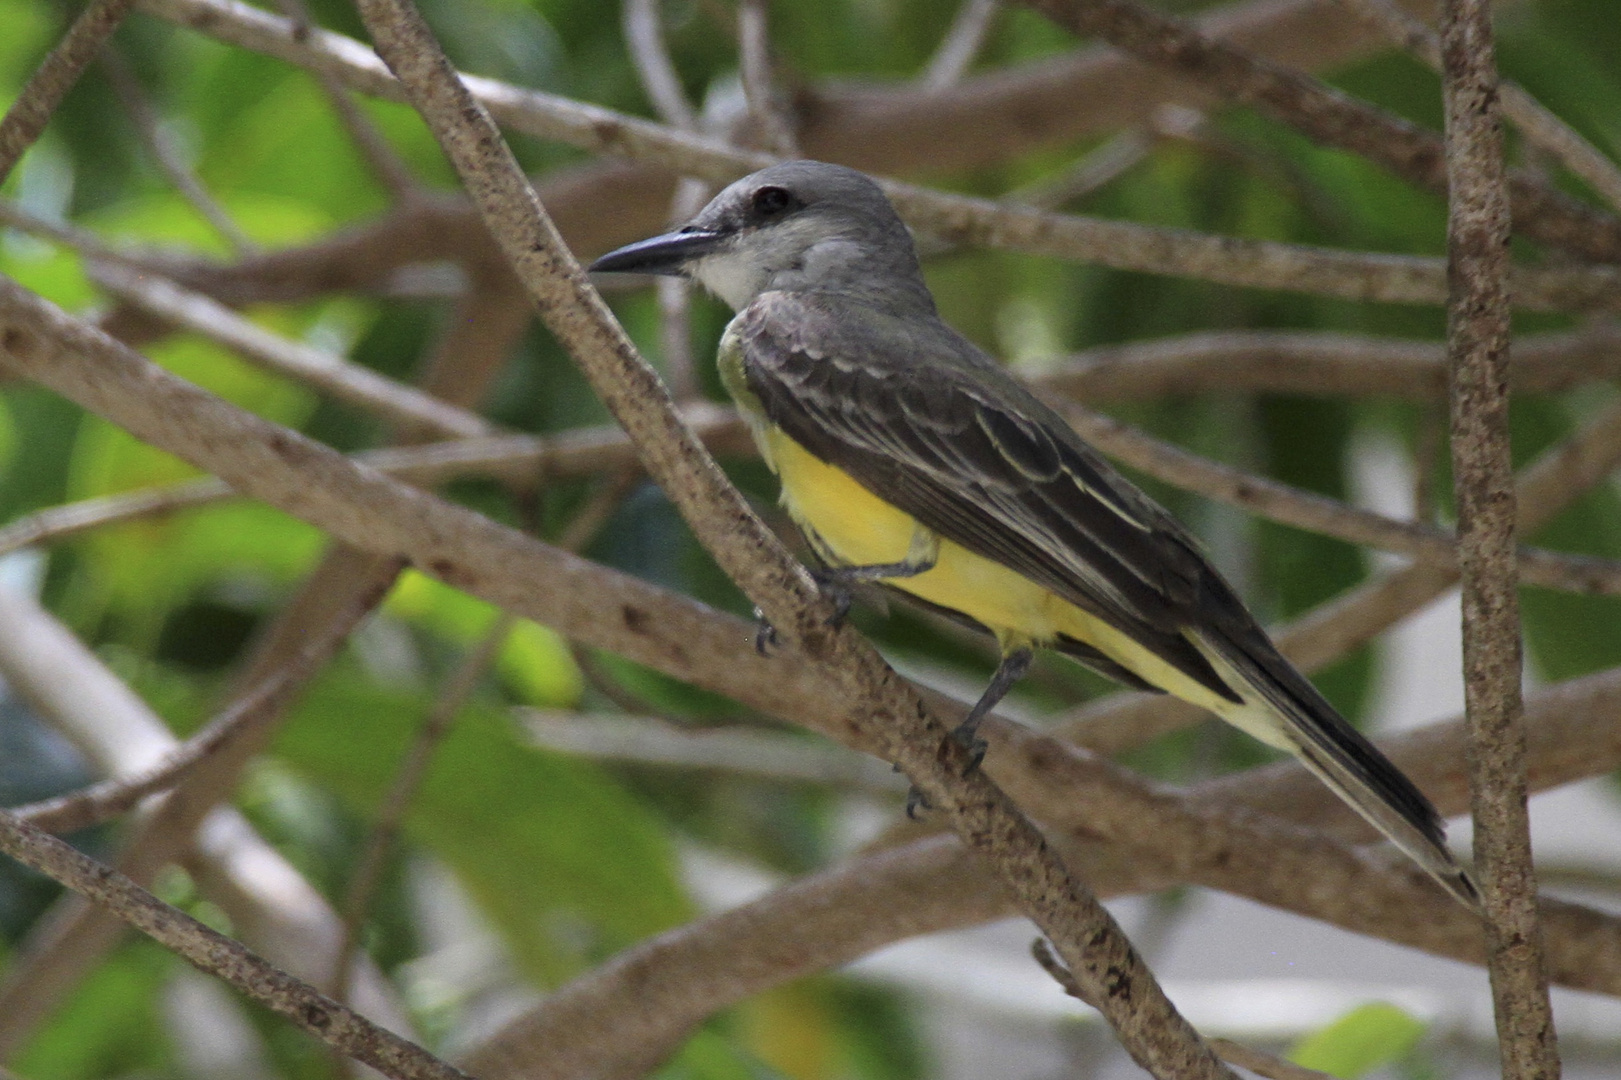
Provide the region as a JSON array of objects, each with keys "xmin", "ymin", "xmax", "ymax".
[{"xmin": 1190, "ymin": 628, "xmax": 1481, "ymax": 913}]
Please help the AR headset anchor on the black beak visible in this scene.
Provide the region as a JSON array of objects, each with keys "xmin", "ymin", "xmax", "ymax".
[{"xmin": 589, "ymin": 228, "xmax": 725, "ymax": 276}]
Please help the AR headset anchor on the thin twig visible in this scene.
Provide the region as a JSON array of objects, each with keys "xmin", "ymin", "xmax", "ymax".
[
  {"xmin": 1013, "ymin": 0, "xmax": 1621, "ymax": 264},
  {"xmin": 99, "ymin": 47, "xmax": 254, "ymax": 253},
  {"xmin": 9, "ymin": 638, "xmax": 331, "ymax": 835},
  {"xmin": 737, "ymin": 0, "xmax": 797, "ymax": 156},
  {"xmin": 0, "ymin": 811, "xmax": 469, "ymax": 1080},
  {"xmin": 1059, "ymin": 402, "xmax": 1621, "ymax": 597},
  {"xmin": 1044, "ymin": 325, "xmax": 1621, "ymax": 402},
  {"xmin": 0, "ymin": 199, "xmax": 169, "ymax": 276},
  {"xmin": 523, "ymin": 711, "xmax": 907, "ymax": 793},
  {"xmin": 1339, "ymin": 0, "xmax": 1621, "ymax": 215},
  {"xmin": 623, "ymin": 0, "xmax": 698, "ymax": 133},
  {"xmin": 1014, "ymin": 128, "xmax": 1155, "ymax": 210},
  {"xmin": 0, "ymin": 0, "xmax": 141, "ymax": 186},
  {"xmin": 920, "ymin": 0, "xmax": 1001, "ymax": 90},
  {"xmin": 271, "ymin": 0, "xmax": 421, "ymax": 201},
  {"xmin": 0, "ymin": 405, "xmax": 750, "ymax": 557},
  {"xmin": 132, "ymin": 0, "xmax": 1621, "ymax": 313},
  {"xmin": 330, "ymin": 612, "xmax": 514, "ymax": 1004},
  {"xmin": 622, "ymin": 0, "xmax": 709, "ymax": 399},
  {"xmin": 1441, "ymin": 0, "xmax": 1558, "ymax": 1073},
  {"xmin": 93, "ymin": 263, "xmax": 495, "ymax": 439}
]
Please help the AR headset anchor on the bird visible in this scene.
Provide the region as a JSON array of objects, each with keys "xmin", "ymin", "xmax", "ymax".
[{"xmin": 589, "ymin": 160, "xmax": 1479, "ymax": 910}]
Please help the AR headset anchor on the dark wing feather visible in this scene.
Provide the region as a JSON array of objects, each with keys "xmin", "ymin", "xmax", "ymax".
[
  {"xmin": 735, "ymin": 293, "xmax": 1466, "ymax": 901},
  {"xmin": 735, "ymin": 292, "xmax": 1238, "ymax": 703}
]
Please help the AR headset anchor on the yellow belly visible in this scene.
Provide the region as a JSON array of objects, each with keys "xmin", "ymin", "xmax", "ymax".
[{"xmin": 765, "ymin": 429, "xmax": 1242, "ymax": 719}]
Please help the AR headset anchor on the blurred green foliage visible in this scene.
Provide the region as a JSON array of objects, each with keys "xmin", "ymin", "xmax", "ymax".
[
  {"xmin": 3, "ymin": 0, "xmax": 1621, "ymax": 1074},
  {"xmin": 1289, "ymin": 1001, "xmax": 1428, "ymax": 1078}
]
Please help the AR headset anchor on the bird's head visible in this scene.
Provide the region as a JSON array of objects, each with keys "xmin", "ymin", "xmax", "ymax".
[{"xmin": 589, "ymin": 160, "xmax": 931, "ymax": 312}]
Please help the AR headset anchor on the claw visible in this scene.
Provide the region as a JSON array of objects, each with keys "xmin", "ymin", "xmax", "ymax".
[
  {"xmin": 808, "ymin": 568, "xmax": 854, "ymax": 627},
  {"xmin": 904, "ymin": 784, "xmax": 931, "ymax": 819},
  {"xmin": 752, "ymin": 607, "xmax": 780, "ymax": 656},
  {"xmin": 950, "ymin": 722, "xmax": 988, "ymax": 774}
]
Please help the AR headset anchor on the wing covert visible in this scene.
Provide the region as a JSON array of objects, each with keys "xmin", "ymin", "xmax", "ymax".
[{"xmin": 734, "ymin": 292, "xmax": 1237, "ymax": 702}]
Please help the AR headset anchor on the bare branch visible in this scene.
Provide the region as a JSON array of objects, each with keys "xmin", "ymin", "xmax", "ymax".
[
  {"xmin": 523, "ymin": 711, "xmax": 907, "ymax": 793},
  {"xmin": 463, "ymin": 671, "xmax": 1621, "ymax": 1080},
  {"xmin": 7, "ymin": 620, "xmax": 346, "ymax": 834},
  {"xmin": 1046, "ymin": 324, "xmax": 1621, "ymax": 402},
  {"xmin": 348, "ymin": 0, "xmax": 1228, "ymax": 1071},
  {"xmin": 623, "ymin": 0, "xmax": 699, "ymax": 132},
  {"xmin": 0, "ymin": 0, "xmax": 140, "ymax": 186},
  {"xmin": 1059, "ymin": 401, "xmax": 1621, "ymax": 597},
  {"xmin": 0, "ymin": 405, "xmax": 751, "ymax": 556},
  {"xmin": 1442, "ymin": 0, "xmax": 1558, "ymax": 1071},
  {"xmin": 920, "ymin": 0, "xmax": 1002, "ymax": 90},
  {"xmin": 133, "ymin": 0, "xmax": 1621, "ymax": 312},
  {"xmin": 1340, "ymin": 0, "xmax": 1621, "ymax": 215},
  {"xmin": 0, "ymin": 562, "xmax": 396, "ymax": 1054},
  {"xmin": 737, "ymin": 0, "xmax": 798, "ymax": 156},
  {"xmin": 1030, "ymin": 940, "xmax": 1339, "ymax": 1080},
  {"xmin": 93, "ymin": 264, "xmax": 496, "ymax": 439},
  {"xmin": 99, "ymin": 48, "xmax": 255, "ymax": 253},
  {"xmin": 271, "ymin": 0, "xmax": 422, "ymax": 201},
  {"xmin": 0, "ymin": 811, "xmax": 469, "ymax": 1080},
  {"xmin": 1014, "ymin": 0, "xmax": 1621, "ymax": 263}
]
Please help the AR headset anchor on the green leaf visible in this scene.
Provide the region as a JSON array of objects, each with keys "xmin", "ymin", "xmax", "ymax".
[
  {"xmin": 275, "ymin": 675, "xmax": 690, "ymax": 983},
  {"xmin": 1289, "ymin": 1001, "xmax": 1427, "ymax": 1078},
  {"xmin": 387, "ymin": 571, "xmax": 584, "ymax": 707},
  {"xmin": 12, "ymin": 940, "xmax": 176, "ymax": 1080},
  {"xmin": 655, "ymin": 1029, "xmax": 792, "ymax": 1080}
]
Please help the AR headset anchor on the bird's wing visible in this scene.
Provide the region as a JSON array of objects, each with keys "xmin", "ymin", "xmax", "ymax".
[
  {"xmin": 737, "ymin": 293, "xmax": 1473, "ymax": 904},
  {"xmin": 734, "ymin": 292, "xmax": 1240, "ymax": 703},
  {"xmin": 736, "ymin": 293, "xmax": 1472, "ymax": 903}
]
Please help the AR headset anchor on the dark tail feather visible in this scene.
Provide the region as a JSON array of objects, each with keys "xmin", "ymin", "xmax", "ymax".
[{"xmin": 1192, "ymin": 626, "xmax": 1481, "ymax": 912}]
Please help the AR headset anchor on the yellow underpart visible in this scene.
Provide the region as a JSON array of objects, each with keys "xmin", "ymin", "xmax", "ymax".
[{"xmin": 764, "ymin": 428, "xmax": 1243, "ymax": 720}]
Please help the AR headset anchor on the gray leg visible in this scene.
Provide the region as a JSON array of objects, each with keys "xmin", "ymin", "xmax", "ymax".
[
  {"xmin": 953, "ymin": 647, "xmax": 1035, "ymax": 767},
  {"xmin": 814, "ymin": 528, "xmax": 940, "ymax": 624}
]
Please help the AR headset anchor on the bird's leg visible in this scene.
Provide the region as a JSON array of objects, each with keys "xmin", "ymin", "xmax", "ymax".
[
  {"xmin": 811, "ymin": 528, "xmax": 940, "ymax": 626},
  {"xmin": 952, "ymin": 646, "xmax": 1034, "ymax": 770}
]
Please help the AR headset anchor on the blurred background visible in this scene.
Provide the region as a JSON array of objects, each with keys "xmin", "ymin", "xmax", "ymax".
[{"xmin": 3, "ymin": 0, "xmax": 1621, "ymax": 1075}]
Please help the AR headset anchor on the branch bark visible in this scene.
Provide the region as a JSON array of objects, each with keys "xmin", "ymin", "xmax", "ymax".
[
  {"xmin": 0, "ymin": 811, "xmax": 468, "ymax": 1080},
  {"xmin": 0, "ymin": 0, "xmax": 140, "ymax": 185},
  {"xmin": 1441, "ymin": 0, "xmax": 1558, "ymax": 1073},
  {"xmin": 348, "ymin": 0, "xmax": 1230, "ymax": 1072},
  {"xmin": 1015, "ymin": 0, "xmax": 1621, "ymax": 263}
]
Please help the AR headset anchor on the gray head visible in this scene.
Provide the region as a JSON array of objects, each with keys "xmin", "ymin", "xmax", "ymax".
[{"xmin": 589, "ymin": 161, "xmax": 933, "ymax": 314}]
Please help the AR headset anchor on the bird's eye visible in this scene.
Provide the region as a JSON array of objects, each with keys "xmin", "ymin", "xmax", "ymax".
[{"xmin": 752, "ymin": 186, "xmax": 792, "ymax": 217}]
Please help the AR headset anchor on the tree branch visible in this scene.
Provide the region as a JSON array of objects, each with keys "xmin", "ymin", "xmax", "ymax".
[
  {"xmin": 0, "ymin": 810, "xmax": 469, "ymax": 1080},
  {"xmin": 1441, "ymin": 0, "xmax": 1558, "ymax": 1072},
  {"xmin": 1014, "ymin": 0, "xmax": 1621, "ymax": 263},
  {"xmin": 347, "ymin": 0, "xmax": 1229, "ymax": 1071},
  {"xmin": 132, "ymin": 0, "xmax": 1621, "ymax": 311},
  {"xmin": 0, "ymin": 0, "xmax": 140, "ymax": 185}
]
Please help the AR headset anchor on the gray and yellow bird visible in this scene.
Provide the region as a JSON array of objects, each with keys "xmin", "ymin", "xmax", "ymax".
[{"xmin": 591, "ymin": 160, "xmax": 1479, "ymax": 910}]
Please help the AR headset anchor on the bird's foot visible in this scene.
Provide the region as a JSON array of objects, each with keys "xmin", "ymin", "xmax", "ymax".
[
  {"xmin": 752, "ymin": 606, "xmax": 780, "ymax": 656},
  {"xmin": 950, "ymin": 717, "xmax": 988, "ymax": 775},
  {"xmin": 807, "ymin": 567, "xmax": 855, "ymax": 628}
]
